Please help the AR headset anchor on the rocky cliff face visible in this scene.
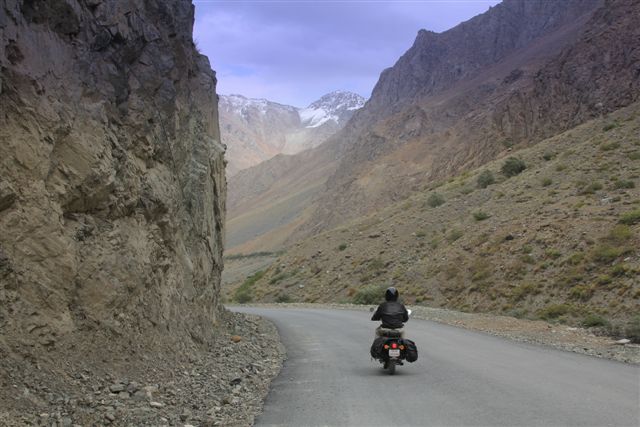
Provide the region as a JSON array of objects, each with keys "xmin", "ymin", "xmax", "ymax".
[
  {"xmin": 0, "ymin": 0, "xmax": 225, "ymax": 358},
  {"xmin": 365, "ymin": 0, "xmax": 603, "ymax": 119},
  {"xmin": 305, "ymin": 0, "xmax": 638, "ymax": 236}
]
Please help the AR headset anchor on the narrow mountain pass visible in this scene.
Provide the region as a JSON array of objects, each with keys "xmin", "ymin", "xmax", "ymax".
[{"xmin": 232, "ymin": 307, "xmax": 639, "ymax": 427}]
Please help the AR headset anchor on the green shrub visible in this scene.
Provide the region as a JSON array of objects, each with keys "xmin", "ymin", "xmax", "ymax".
[
  {"xmin": 538, "ymin": 304, "xmax": 571, "ymax": 320},
  {"xmin": 542, "ymin": 177, "xmax": 553, "ymax": 187},
  {"xmin": 545, "ymin": 249, "xmax": 562, "ymax": 259},
  {"xmin": 511, "ymin": 283, "xmax": 537, "ymax": 302},
  {"xmin": 352, "ymin": 284, "xmax": 386, "ymax": 305},
  {"xmin": 582, "ymin": 315, "xmax": 610, "ymax": 328},
  {"xmin": 592, "ymin": 245, "xmax": 627, "ymax": 264},
  {"xmin": 368, "ymin": 258, "xmax": 385, "ymax": 271},
  {"xmin": 501, "ymin": 157, "xmax": 527, "ymax": 177},
  {"xmin": 446, "ymin": 229, "xmax": 463, "ymax": 242},
  {"xmin": 235, "ymin": 290, "xmax": 252, "ymax": 304},
  {"xmin": 276, "ymin": 293, "xmax": 292, "ymax": 303},
  {"xmin": 569, "ymin": 285, "xmax": 594, "ymax": 301},
  {"xmin": 338, "ymin": 243, "xmax": 348, "ymax": 251},
  {"xmin": 614, "ymin": 180, "xmax": 635, "ymax": 189},
  {"xmin": 233, "ymin": 270, "xmax": 266, "ymax": 303},
  {"xmin": 567, "ymin": 252, "xmax": 584, "ymax": 265},
  {"xmin": 556, "ymin": 164, "xmax": 567, "ymax": 171},
  {"xmin": 542, "ymin": 152, "xmax": 555, "ymax": 161},
  {"xmin": 611, "ymin": 264, "xmax": 629, "ymax": 277},
  {"xmin": 600, "ymin": 141, "xmax": 620, "ymax": 151},
  {"xmin": 625, "ymin": 316, "xmax": 640, "ymax": 343},
  {"xmin": 628, "ymin": 152, "xmax": 640, "ymax": 161},
  {"xmin": 473, "ymin": 211, "xmax": 491, "ymax": 221},
  {"xmin": 426, "ymin": 193, "xmax": 445, "ymax": 208},
  {"xmin": 602, "ymin": 122, "xmax": 618, "ymax": 132},
  {"xmin": 619, "ymin": 209, "xmax": 640, "ymax": 225},
  {"xmin": 477, "ymin": 170, "xmax": 495, "ymax": 188},
  {"xmin": 579, "ymin": 181, "xmax": 603, "ymax": 194},
  {"xmin": 608, "ymin": 224, "xmax": 632, "ymax": 243},
  {"xmin": 415, "ymin": 231, "xmax": 426, "ymax": 238}
]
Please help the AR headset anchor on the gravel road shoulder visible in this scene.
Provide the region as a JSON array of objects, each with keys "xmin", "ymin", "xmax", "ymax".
[{"xmin": 0, "ymin": 309, "xmax": 285, "ymax": 426}]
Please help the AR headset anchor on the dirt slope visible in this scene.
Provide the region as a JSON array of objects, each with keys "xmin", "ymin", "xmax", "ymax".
[{"xmin": 228, "ymin": 102, "xmax": 640, "ymax": 333}]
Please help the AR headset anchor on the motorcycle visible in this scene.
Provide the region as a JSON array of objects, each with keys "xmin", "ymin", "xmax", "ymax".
[{"xmin": 370, "ymin": 309, "xmax": 416, "ymax": 375}]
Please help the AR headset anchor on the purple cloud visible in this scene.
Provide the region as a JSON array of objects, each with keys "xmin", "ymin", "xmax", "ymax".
[{"xmin": 193, "ymin": 0, "xmax": 499, "ymax": 107}]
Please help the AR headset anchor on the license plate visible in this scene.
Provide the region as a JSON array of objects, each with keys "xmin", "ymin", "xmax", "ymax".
[{"xmin": 388, "ymin": 349, "xmax": 400, "ymax": 358}]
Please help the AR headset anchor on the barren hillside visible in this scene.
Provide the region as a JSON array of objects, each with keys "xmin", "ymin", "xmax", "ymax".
[
  {"xmin": 226, "ymin": 0, "xmax": 640, "ymax": 254},
  {"xmin": 227, "ymin": 102, "xmax": 640, "ymax": 333}
]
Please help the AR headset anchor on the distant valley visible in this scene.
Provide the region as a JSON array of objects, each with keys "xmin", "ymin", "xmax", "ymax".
[
  {"xmin": 220, "ymin": 91, "xmax": 364, "ymax": 176},
  {"xmin": 223, "ymin": 0, "xmax": 640, "ymax": 335},
  {"xmin": 225, "ymin": 0, "xmax": 639, "ymax": 256}
]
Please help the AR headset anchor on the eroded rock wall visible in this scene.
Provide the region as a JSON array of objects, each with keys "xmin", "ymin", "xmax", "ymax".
[{"xmin": 0, "ymin": 0, "xmax": 225, "ymax": 350}]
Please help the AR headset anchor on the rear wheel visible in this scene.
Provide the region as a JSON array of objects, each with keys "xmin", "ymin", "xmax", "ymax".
[{"xmin": 388, "ymin": 360, "xmax": 396, "ymax": 375}]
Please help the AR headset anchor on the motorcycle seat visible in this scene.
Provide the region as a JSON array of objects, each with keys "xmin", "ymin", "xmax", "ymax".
[{"xmin": 379, "ymin": 328, "xmax": 403, "ymax": 338}]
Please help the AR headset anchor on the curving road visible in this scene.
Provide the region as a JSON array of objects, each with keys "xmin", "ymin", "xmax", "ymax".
[{"xmin": 232, "ymin": 307, "xmax": 640, "ymax": 427}]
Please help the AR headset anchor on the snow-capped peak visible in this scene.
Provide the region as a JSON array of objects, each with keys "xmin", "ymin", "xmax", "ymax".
[
  {"xmin": 299, "ymin": 91, "xmax": 366, "ymax": 128},
  {"xmin": 219, "ymin": 94, "xmax": 298, "ymax": 116}
]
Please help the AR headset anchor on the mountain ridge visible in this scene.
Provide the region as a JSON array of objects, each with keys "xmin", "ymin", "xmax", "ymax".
[
  {"xmin": 225, "ymin": 0, "xmax": 639, "ymax": 254},
  {"xmin": 220, "ymin": 91, "xmax": 364, "ymax": 176}
]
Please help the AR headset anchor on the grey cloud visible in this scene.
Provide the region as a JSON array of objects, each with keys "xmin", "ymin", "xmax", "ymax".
[{"xmin": 194, "ymin": 0, "xmax": 499, "ymax": 106}]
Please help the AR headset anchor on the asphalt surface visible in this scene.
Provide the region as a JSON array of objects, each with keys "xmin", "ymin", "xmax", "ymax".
[{"xmin": 233, "ymin": 307, "xmax": 640, "ymax": 427}]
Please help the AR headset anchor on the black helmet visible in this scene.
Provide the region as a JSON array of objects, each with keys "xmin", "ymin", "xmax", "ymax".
[{"xmin": 385, "ymin": 287, "xmax": 399, "ymax": 302}]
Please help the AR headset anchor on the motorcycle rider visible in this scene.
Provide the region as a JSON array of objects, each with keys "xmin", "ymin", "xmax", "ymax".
[{"xmin": 371, "ymin": 287, "xmax": 409, "ymax": 338}]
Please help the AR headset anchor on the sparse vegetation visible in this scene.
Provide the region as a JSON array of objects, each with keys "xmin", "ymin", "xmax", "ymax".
[
  {"xmin": 600, "ymin": 141, "xmax": 620, "ymax": 151},
  {"xmin": 473, "ymin": 211, "xmax": 491, "ymax": 221},
  {"xmin": 625, "ymin": 316, "xmax": 640, "ymax": 343},
  {"xmin": 511, "ymin": 283, "xmax": 538, "ymax": 302},
  {"xmin": 225, "ymin": 251, "xmax": 280, "ymax": 260},
  {"xmin": 613, "ymin": 179, "xmax": 635, "ymax": 189},
  {"xmin": 545, "ymin": 249, "xmax": 562, "ymax": 260},
  {"xmin": 579, "ymin": 181, "xmax": 603, "ymax": 194},
  {"xmin": 602, "ymin": 122, "xmax": 619, "ymax": 132},
  {"xmin": 426, "ymin": 192, "xmax": 445, "ymax": 207},
  {"xmin": 446, "ymin": 228, "xmax": 463, "ymax": 242},
  {"xmin": 477, "ymin": 170, "xmax": 495, "ymax": 188},
  {"xmin": 276, "ymin": 293, "xmax": 292, "ymax": 303},
  {"xmin": 227, "ymin": 104, "xmax": 640, "ymax": 342},
  {"xmin": 569, "ymin": 284, "xmax": 594, "ymax": 301},
  {"xmin": 582, "ymin": 315, "xmax": 610, "ymax": 328},
  {"xmin": 501, "ymin": 157, "xmax": 526, "ymax": 177},
  {"xmin": 234, "ymin": 270, "xmax": 266, "ymax": 303},
  {"xmin": 592, "ymin": 245, "xmax": 628, "ymax": 264},
  {"xmin": 352, "ymin": 284, "xmax": 386, "ymax": 305},
  {"xmin": 619, "ymin": 209, "xmax": 640, "ymax": 225},
  {"xmin": 538, "ymin": 304, "xmax": 571, "ymax": 320}
]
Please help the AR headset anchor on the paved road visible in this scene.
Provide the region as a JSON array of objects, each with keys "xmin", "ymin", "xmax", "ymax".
[{"xmin": 233, "ymin": 307, "xmax": 639, "ymax": 427}]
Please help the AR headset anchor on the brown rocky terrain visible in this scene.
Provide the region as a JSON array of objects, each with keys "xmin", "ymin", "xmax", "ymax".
[
  {"xmin": 0, "ymin": 0, "xmax": 282, "ymax": 424},
  {"xmin": 226, "ymin": 0, "xmax": 640, "ymax": 254},
  {"xmin": 227, "ymin": 102, "xmax": 640, "ymax": 337}
]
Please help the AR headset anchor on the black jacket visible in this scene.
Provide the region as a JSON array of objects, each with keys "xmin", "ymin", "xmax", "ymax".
[{"xmin": 371, "ymin": 301, "xmax": 409, "ymax": 329}]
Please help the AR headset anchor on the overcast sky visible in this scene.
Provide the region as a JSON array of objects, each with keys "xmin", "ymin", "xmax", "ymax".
[{"xmin": 193, "ymin": 0, "xmax": 500, "ymax": 108}]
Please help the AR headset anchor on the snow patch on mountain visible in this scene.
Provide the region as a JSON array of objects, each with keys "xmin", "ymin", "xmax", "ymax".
[
  {"xmin": 299, "ymin": 90, "xmax": 365, "ymax": 128},
  {"xmin": 220, "ymin": 94, "xmax": 298, "ymax": 117}
]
